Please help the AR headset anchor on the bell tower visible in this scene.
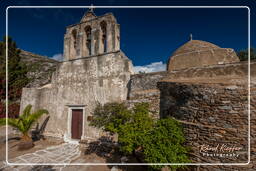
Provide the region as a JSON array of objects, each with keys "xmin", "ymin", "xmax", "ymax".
[{"xmin": 63, "ymin": 8, "xmax": 121, "ymax": 60}]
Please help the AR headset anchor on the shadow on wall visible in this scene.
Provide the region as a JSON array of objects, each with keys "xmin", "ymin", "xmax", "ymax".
[
  {"xmin": 158, "ymin": 82, "xmax": 193, "ymax": 119},
  {"xmin": 126, "ymin": 79, "xmax": 132, "ymax": 100}
]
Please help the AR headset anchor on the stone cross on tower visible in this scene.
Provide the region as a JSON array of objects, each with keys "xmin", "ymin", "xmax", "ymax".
[
  {"xmin": 89, "ymin": 4, "xmax": 94, "ymax": 13},
  {"xmin": 190, "ymin": 33, "xmax": 193, "ymax": 41}
]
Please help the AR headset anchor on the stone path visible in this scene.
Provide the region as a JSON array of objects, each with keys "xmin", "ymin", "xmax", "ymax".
[{"xmin": 0, "ymin": 143, "xmax": 81, "ymax": 171}]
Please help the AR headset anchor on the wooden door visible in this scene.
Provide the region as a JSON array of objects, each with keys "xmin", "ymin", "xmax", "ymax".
[{"xmin": 71, "ymin": 109, "xmax": 83, "ymax": 139}]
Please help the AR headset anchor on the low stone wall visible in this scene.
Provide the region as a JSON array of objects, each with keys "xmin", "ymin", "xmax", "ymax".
[
  {"xmin": 128, "ymin": 71, "xmax": 167, "ymax": 97},
  {"xmin": 126, "ymin": 71, "xmax": 167, "ymax": 118},
  {"xmin": 157, "ymin": 80, "xmax": 254, "ymax": 169},
  {"xmin": 125, "ymin": 89, "xmax": 160, "ymax": 118}
]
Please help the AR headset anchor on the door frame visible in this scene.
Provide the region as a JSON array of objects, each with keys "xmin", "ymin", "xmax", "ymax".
[{"xmin": 66, "ymin": 105, "xmax": 86, "ymax": 142}]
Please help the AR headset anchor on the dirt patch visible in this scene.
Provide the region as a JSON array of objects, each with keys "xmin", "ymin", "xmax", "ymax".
[
  {"xmin": 76, "ymin": 137, "xmax": 148, "ymax": 171},
  {"xmin": 69, "ymin": 153, "xmax": 147, "ymax": 171}
]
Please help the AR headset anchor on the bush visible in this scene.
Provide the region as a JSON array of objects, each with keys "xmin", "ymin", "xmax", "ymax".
[
  {"xmin": 91, "ymin": 102, "xmax": 190, "ymax": 170},
  {"xmin": 143, "ymin": 119, "xmax": 190, "ymax": 170},
  {"xmin": 237, "ymin": 47, "xmax": 256, "ymax": 61},
  {"xmin": 90, "ymin": 102, "xmax": 131, "ymax": 133},
  {"xmin": 118, "ymin": 103, "xmax": 154, "ymax": 154}
]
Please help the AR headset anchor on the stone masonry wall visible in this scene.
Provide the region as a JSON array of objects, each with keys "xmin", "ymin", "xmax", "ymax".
[
  {"xmin": 126, "ymin": 71, "xmax": 167, "ymax": 118},
  {"xmin": 158, "ymin": 80, "xmax": 255, "ymax": 170},
  {"xmin": 167, "ymin": 61, "xmax": 255, "ymax": 80},
  {"xmin": 128, "ymin": 71, "xmax": 167, "ymax": 95}
]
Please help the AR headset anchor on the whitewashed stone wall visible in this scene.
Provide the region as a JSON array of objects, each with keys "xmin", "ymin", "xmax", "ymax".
[{"xmin": 20, "ymin": 51, "xmax": 133, "ymax": 140}]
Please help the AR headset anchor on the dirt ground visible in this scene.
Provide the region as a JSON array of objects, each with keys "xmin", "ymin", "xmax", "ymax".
[{"xmin": 66, "ymin": 153, "xmax": 147, "ymax": 171}]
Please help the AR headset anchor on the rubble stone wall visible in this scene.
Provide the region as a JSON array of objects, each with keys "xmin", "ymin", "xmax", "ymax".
[
  {"xmin": 167, "ymin": 61, "xmax": 254, "ymax": 80},
  {"xmin": 157, "ymin": 81, "xmax": 255, "ymax": 170},
  {"xmin": 126, "ymin": 71, "xmax": 167, "ymax": 118}
]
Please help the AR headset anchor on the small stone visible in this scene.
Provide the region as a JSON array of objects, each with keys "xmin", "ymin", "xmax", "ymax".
[
  {"xmin": 203, "ymin": 95, "xmax": 209, "ymax": 100},
  {"xmin": 218, "ymin": 106, "xmax": 232, "ymax": 110},
  {"xmin": 210, "ymin": 99, "xmax": 215, "ymax": 103},
  {"xmin": 209, "ymin": 117, "xmax": 216, "ymax": 123},
  {"xmin": 213, "ymin": 90, "xmax": 217, "ymax": 95},
  {"xmin": 229, "ymin": 110, "xmax": 239, "ymax": 114},
  {"xmin": 214, "ymin": 133, "xmax": 223, "ymax": 137},
  {"xmin": 223, "ymin": 124, "xmax": 232, "ymax": 128},
  {"xmin": 225, "ymin": 85, "xmax": 238, "ymax": 90},
  {"xmin": 219, "ymin": 130, "xmax": 226, "ymax": 134}
]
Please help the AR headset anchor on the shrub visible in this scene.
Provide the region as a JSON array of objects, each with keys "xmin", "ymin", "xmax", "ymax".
[
  {"xmin": 143, "ymin": 118, "xmax": 190, "ymax": 170},
  {"xmin": 90, "ymin": 102, "xmax": 131, "ymax": 133},
  {"xmin": 91, "ymin": 102, "xmax": 190, "ymax": 170},
  {"xmin": 237, "ymin": 47, "xmax": 256, "ymax": 61},
  {"xmin": 118, "ymin": 103, "xmax": 154, "ymax": 154}
]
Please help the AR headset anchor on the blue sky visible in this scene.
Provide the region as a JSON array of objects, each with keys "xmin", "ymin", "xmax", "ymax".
[{"xmin": 0, "ymin": 0, "xmax": 255, "ymax": 72}]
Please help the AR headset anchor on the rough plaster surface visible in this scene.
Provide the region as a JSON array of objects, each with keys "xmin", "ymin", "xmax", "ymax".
[{"xmin": 20, "ymin": 51, "xmax": 133, "ymax": 140}]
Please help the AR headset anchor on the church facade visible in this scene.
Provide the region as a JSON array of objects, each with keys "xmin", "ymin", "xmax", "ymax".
[{"xmin": 20, "ymin": 10, "xmax": 133, "ymax": 142}]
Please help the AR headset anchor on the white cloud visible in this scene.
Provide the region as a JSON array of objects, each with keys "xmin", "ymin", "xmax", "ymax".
[
  {"xmin": 133, "ymin": 61, "xmax": 166, "ymax": 74},
  {"xmin": 51, "ymin": 53, "xmax": 63, "ymax": 61}
]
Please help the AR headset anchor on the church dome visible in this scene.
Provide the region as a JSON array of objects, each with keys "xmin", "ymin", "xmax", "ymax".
[
  {"xmin": 167, "ymin": 39, "xmax": 240, "ymax": 71},
  {"xmin": 172, "ymin": 40, "xmax": 220, "ymax": 56}
]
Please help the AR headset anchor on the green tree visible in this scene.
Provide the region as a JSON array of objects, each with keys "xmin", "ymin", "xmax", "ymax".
[
  {"xmin": 0, "ymin": 36, "xmax": 29, "ymax": 118},
  {"xmin": 0, "ymin": 104, "xmax": 48, "ymax": 141},
  {"xmin": 0, "ymin": 36, "xmax": 29, "ymax": 101},
  {"xmin": 237, "ymin": 47, "xmax": 256, "ymax": 61},
  {"xmin": 91, "ymin": 102, "xmax": 190, "ymax": 170}
]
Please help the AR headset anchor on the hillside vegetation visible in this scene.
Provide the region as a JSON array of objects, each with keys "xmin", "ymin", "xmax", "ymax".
[
  {"xmin": 237, "ymin": 47, "xmax": 256, "ymax": 61},
  {"xmin": 0, "ymin": 37, "xmax": 58, "ymax": 118}
]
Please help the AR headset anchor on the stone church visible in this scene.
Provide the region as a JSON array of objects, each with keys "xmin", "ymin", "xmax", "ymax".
[
  {"xmin": 21, "ymin": 9, "xmax": 133, "ymax": 142},
  {"xmin": 20, "ymin": 8, "xmax": 248, "ymax": 147}
]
